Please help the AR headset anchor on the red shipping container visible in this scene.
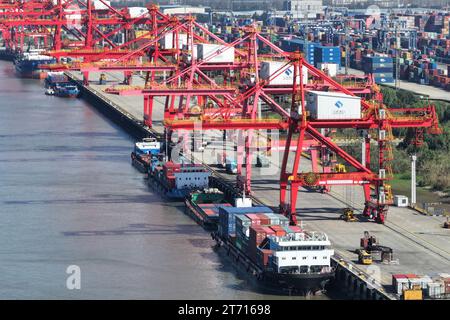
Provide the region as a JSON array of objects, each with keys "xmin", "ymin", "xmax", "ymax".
[
  {"xmin": 249, "ymin": 226, "xmax": 266, "ymax": 242},
  {"xmin": 269, "ymin": 225, "xmax": 286, "ymax": 237},
  {"xmin": 257, "ymin": 249, "xmax": 273, "ymax": 266},
  {"xmin": 258, "ymin": 214, "xmax": 271, "ymax": 225},
  {"xmin": 203, "ymin": 209, "xmax": 215, "ymax": 216},
  {"xmin": 392, "ymin": 274, "xmax": 407, "ymax": 286},
  {"xmin": 246, "ymin": 214, "xmax": 262, "ymax": 225},
  {"xmin": 442, "ymin": 279, "xmax": 450, "ymax": 294},
  {"xmin": 249, "ymin": 226, "xmax": 267, "ymax": 262},
  {"xmin": 360, "ymin": 238, "xmax": 368, "ymax": 248},
  {"xmin": 261, "ymin": 226, "xmax": 275, "ymax": 236}
]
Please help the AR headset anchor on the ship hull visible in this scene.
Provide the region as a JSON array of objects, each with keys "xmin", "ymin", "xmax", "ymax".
[
  {"xmin": 262, "ymin": 270, "xmax": 335, "ymax": 295},
  {"xmin": 14, "ymin": 57, "xmax": 55, "ymax": 79},
  {"xmin": 131, "ymin": 152, "xmax": 150, "ymax": 175},
  {"xmin": 0, "ymin": 49, "xmax": 16, "ymax": 61},
  {"xmin": 54, "ymin": 91, "xmax": 79, "ymax": 98},
  {"xmin": 184, "ymin": 199, "xmax": 218, "ymax": 231}
]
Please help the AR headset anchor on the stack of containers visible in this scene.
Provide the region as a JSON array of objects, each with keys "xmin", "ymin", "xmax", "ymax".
[
  {"xmin": 427, "ymin": 281, "xmax": 445, "ymax": 298},
  {"xmin": 235, "ymin": 214, "xmax": 254, "ymax": 251},
  {"xmin": 266, "ymin": 213, "xmax": 290, "ymax": 227},
  {"xmin": 314, "ymin": 45, "xmax": 341, "ymax": 74},
  {"xmin": 362, "ymin": 55, "xmax": 394, "ymax": 84},
  {"xmin": 249, "ymin": 226, "xmax": 275, "ymax": 263},
  {"xmin": 440, "ymin": 273, "xmax": 450, "ymax": 296},
  {"xmin": 418, "ymin": 275, "xmax": 433, "ymax": 290},
  {"xmin": 281, "ymin": 38, "xmax": 317, "ymax": 65},
  {"xmin": 350, "ymin": 48, "xmax": 363, "ymax": 69},
  {"xmin": 392, "ymin": 274, "xmax": 410, "ymax": 295},
  {"xmin": 406, "ymin": 274, "xmax": 422, "ymax": 290},
  {"xmin": 218, "ymin": 206, "xmax": 273, "ymax": 238},
  {"xmin": 394, "ymin": 273, "xmax": 450, "ymax": 298},
  {"xmin": 314, "ymin": 46, "xmax": 341, "ymax": 66},
  {"xmin": 281, "ymin": 225, "xmax": 303, "ymax": 234},
  {"xmin": 229, "ymin": 211, "xmax": 304, "ymax": 265},
  {"xmin": 269, "ymin": 225, "xmax": 287, "ymax": 236},
  {"xmin": 256, "ymin": 248, "xmax": 273, "ymax": 266}
]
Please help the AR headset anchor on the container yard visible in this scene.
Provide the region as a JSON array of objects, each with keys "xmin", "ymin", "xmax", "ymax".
[{"xmin": 0, "ymin": 0, "xmax": 449, "ymax": 304}]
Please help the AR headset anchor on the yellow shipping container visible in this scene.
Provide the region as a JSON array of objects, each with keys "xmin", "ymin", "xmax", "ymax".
[
  {"xmin": 135, "ymin": 30, "xmax": 152, "ymax": 39},
  {"xmin": 403, "ymin": 289, "xmax": 423, "ymax": 300}
]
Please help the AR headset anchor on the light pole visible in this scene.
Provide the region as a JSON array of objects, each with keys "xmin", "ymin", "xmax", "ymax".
[{"xmin": 411, "ymin": 154, "xmax": 417, "ymax": 206}]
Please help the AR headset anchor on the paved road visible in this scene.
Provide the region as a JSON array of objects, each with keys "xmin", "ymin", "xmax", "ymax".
[{"xmin": 348, "ymin": 68, "xmax": 450, "ymax": 101}]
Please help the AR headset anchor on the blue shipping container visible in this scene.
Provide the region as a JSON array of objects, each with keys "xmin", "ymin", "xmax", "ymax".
[
  {"xmin": 374, "ymin": 77, "xmax": 395, "ymax": 84},
  {"xmin": 366, "ymin": 67, "xmax": 394, "ymax": 73},
  {"xmin": 218, "ymin": 205, "xmax": 273, "ymax": 236},
  {"xmin": 314, "ymin": 46, "xmax": 341, "ymax": 64},
  {"xmin": 281, "ymin": 39, "xmax": 318, "ymax": 64},
  {"xmin": 362, "ymin": 56, "xmax": 393, "ymax": 64}
]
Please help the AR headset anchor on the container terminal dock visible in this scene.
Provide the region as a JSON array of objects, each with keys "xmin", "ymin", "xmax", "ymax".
[
  {"xmin": 65, "ymin": 69, "xmax": 450, "ymax": 300},
  {"xmin": 0, "ymin": 1, "xmax": 450, "ymax": 300}
]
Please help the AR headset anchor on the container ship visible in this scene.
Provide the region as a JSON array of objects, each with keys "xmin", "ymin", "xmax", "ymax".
[
  {"xmin": 13, "ymin": 51, "xmax": 56, "ymax": 78},
  {"xmin": 0, "ymin": 47, "xmax": 16, "ymax": 61},
  {"xmin": 210, "ymin": 198, "xmax": 335, "ymax": 295},
  {"xmin": 148, "ymin": 160, "xmax": 211, "ymax": 200},
  {"xmin": 130, "ymin": 137, "xmax": 162, "ymax": 174}
]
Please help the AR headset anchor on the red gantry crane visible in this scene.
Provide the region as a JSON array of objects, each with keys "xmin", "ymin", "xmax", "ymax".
[{"xmin": 0, "ymin": 3, "xmax": 442, "ymax": 225}]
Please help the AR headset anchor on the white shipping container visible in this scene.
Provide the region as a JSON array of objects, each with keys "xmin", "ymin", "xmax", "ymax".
[
  {"xmin": 409, "ymin": 278, "xmax": 422, "ymax": 289},
  {"xmin": 235, "ymin": 197, "xmax": 252, "ymax": 208},
  {"xmin": 181, "ymin": 44, "xmax": 198, "ymax": 63},
  {"xmin": 197, "ymin": 44, "xmax": 235, "ymax": 63},
  {"xmin": 260, "ymin": 61, "xmax": 308, "ymax": 85},
  {"xmin": 419, "ymin": 276, "xmax": 433, "ymax": 289},
  {"xmin": 159, "ymin": 33, "xmax": 188, "ymax": 50},
  {"xmin": 394, "ymin": 195, "xmax": 408, "ymax": 207},
  {"xmin": 427, "ymin": 282, "xmax": 444, "ymax": 298},
  {"xmin": 306, "ymin": 91, "xmax": 361, "ymax": 120},
  {"xmin": 395, "ymin": 278, "xmax": 409, "ymax": 295},
  {"xmin": 128, "ymin": 7, "xmax": 148, "ymax": 18},
  {"xmin": 317, "ymin": 62, "xmax": 339, "ymax": 77},
  {"xmin": 93, "ymin": 0, "xmax": 110, "ymax": 10}
]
